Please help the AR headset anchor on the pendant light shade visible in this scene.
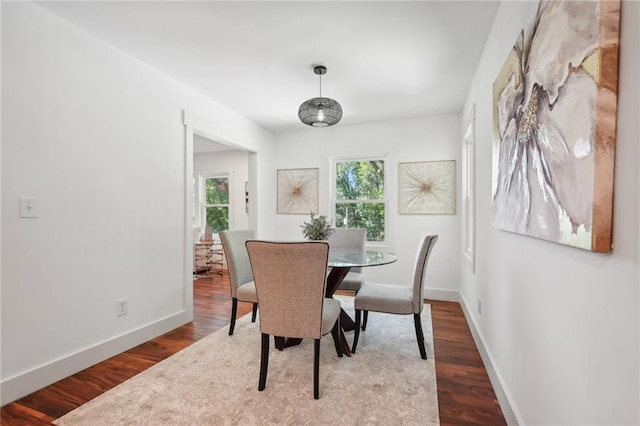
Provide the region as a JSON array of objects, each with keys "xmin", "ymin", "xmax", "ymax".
[{"xmin": 298, "ymin": 65, "xmax": 342, "ymax": 127}]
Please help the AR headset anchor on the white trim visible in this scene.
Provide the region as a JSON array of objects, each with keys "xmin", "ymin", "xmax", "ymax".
[
  {"xmin": 0, "ymin": 311, "xmax": 189, "ymax": 405},
  {"xmin": 183, "ymin": 111, "xmax": 252, "ymax": 153},
  {"xmin": 461, "ymin": 103, "xmax": 476, "ymax": 272},
  {"xmin": 460, "ymin": 294, "xmax": 522, "ymax": 426},
  {"xmin": 183, "ymin": 120, "xmax": 195, "ymax": 316}
]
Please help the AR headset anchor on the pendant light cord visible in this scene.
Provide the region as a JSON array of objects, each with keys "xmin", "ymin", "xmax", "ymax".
[{"xmin": 319, "ymin": 73, "xmax": 322, "ymax": 98}]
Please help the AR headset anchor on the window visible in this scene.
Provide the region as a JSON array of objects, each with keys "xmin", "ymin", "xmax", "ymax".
[
  {"xmin": 462, "ymin": 104, "xmax": 476, "ymax": 271},
  {"xmin": 202, "ymin": 174, "xmax": 229, "ymax": 233},
  {"xmin": 333, "ymin": 157, "xmax": 386, "ymax": 242}
]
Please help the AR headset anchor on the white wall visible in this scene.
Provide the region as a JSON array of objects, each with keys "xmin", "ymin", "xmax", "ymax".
[
  {"xmin": 193, "ymin": 150, "xmax": 250, "ymax": 232},
  {"xmin": 275, "ymin": 116, "xmax": 461, "ymax": 299},
  {"xmin": 461, "ymin": 1, "xmax": 639, "ymax": 424},
  {"xmin": 0, "ymin": 2, "xmax": 275, "ymax": 404}
]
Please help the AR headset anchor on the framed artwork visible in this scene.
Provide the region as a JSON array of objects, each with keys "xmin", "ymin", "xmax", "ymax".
[
  {"xmin": 277, "ymin": 168, "xmax": 319, "ymax": 214},
  {"xmin": 399, "ymin": 160, "xmax": 455, "ymax": 215},
  {"xmin": 492, "ymin": 0, "xmax": 620, "ymax": 252}
]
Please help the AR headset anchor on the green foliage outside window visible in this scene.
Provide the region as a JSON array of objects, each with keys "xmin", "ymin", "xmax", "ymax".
[
  {"xmin": 205, "ymin": 177, "xmax": 229, "ymax": 204},
  {"xmin": 335, "ymin": 160, "xmax": 385, "ymax": 242},
  {"xmin": 205, "ymin": 207, "xmax": 229, "ymax": 233},
  {"xmin": 204, "ymin": 177, "xmax": 229, "ymax": 233},
  {"xmin": 335, "ymin": 203, "xmax": 385, "ymax": 241}
]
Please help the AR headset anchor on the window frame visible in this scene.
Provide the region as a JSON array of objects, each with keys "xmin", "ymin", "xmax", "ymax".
[
  {"xmin": 330, "ymin": 154, "xmax": 389, "ymax": 247},
  {"xmin": 200, "ymin": 172, "xmax": 231, "ymax": 233},
  {"xmin": 462, "ymin": 104, "xmax": 476, "ymax": 272}
]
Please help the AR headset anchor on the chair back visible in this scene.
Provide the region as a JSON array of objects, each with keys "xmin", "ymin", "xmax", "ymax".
[
  {"xmin": 412, "ymin": 234, "xmax": 438, "ymax": 313},
  {"xmin": 328, "ymin": 228, "xmax": 366, "ymax": 273},
  {"xmin": 246, "ymin": 241, "xmax": 329, "ymax": 340},
  {"xmin": 219, "ymin": 230, "xmax": 255, "ymax": 298}
]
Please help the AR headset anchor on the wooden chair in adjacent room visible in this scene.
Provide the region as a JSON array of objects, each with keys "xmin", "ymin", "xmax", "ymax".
[
  {"xmin": 245, "ymin": 240, "xmax": 342, "ymax": 399},
  {"xmin": 351, "ymin": 233, "xmax": 438, "ymax": 360},
  {"xmin": 219, "ymin": 229, "xmax": 258, "ymax": 335}
]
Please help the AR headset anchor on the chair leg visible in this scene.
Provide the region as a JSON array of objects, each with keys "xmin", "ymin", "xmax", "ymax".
[
  {"xmin": 362, "ymin": 310, "xmax": 369, "ymax": 331},
  {"xmin": 331, "ymin": 317, "xmax": 343, "ymax": 358},
  {"xmin": 413, "ymin": 313, "xmax": 428, "ymax": 360},
  {"xmin": 274, "ymin": 336, "xmax": 284, "ymax": 351},
  {"xmin": 251, "ymin": 303, "xmax": 258, "ymax": 322},
  {"xmin": 259, "ymin": 333, "xmax": 270, "ymax": 391},
  {"xmin": 313, "ymin": 339, "xmax": 320, "ymax": 399},
  {"xmin": 229, "ymin": 298, "xmax": 238, "ymax": 336},
  {"xmin": 352, "ymin": 309, "xmax": 361, "ymax": 353}
]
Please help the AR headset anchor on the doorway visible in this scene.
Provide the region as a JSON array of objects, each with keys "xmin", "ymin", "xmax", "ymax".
[{"xmin": 183, "ymin": 111, "xmax": 257, "ymax": 321}]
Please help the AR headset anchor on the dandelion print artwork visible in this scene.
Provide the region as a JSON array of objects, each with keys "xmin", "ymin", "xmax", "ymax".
[
  {"xmin": 399, "ymin": 161, "xmax": 455, "ymax": 215},
  {"xmin": 277, "ymin": 168, "xmax": 319, "ymax": 214}
]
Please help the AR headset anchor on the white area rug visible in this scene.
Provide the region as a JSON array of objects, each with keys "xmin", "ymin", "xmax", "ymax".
[{"xmin": 55, "ymin": 296, "xmax": 439, "ymax": 425}]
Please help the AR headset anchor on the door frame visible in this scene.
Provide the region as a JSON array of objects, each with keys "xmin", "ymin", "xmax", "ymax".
[{"xmin": 182, "ymin": 110, "xmax": 257, "ymax": 319}]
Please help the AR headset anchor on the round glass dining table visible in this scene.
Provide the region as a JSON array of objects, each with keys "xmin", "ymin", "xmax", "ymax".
[
  {"xmin": 283, "ymin": 248, "xmax": 397, "ymax": 356},
  {"xmin": 326, "ymin": 248, "xmax": 397, "ymax": 294},
  {"xmin": 328, "ymin": 248, "xmax": 398, "ymax": 268}
]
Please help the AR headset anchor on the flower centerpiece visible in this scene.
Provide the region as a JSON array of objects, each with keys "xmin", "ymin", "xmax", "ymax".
[{"xmin": 300, "ymin": 213, "xmax": 335, "ymax": 241}]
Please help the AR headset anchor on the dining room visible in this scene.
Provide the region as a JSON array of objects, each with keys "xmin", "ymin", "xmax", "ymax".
[{"xmin": 2, "ymin": 1, "xmax": 639, "ymax": 425}]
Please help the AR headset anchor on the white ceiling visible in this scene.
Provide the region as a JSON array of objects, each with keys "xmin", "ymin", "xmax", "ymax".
[{"xmin": 36, "ymin": 1, "xmax": 500, "ymax": 134}]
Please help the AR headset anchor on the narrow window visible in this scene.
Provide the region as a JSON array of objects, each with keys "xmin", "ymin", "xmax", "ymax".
[
  {"xmin": 462, "ymin": 105, "xmax": 476, "ymax": 271},
  {"xmin": 202, "ymin": 174, "xmax": 229, "ymax": 233},
  {"xmin": 333, "ymin": 158, "xmax": 386, "ymax": 242}
]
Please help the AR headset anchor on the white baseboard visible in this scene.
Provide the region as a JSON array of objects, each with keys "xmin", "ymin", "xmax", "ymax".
[
  {"xmin": 423, "ymin": 287, "xmax": 459, "ymax": 302},
  {"xmin": 1, "ymin": 310, "xmax": 190, "ymax": 406},
  {"xmin": 459, "ymin": 295, "xmax": 522, "ymax": 426}
]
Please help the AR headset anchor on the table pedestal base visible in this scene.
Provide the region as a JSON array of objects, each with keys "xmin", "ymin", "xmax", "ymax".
[{"xmin": 282, "ymin": 266, "xmax": 355, "ymax": 356}]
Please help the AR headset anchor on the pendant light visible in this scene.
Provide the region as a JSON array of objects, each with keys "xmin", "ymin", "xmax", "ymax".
[{"xmin": 298, "ymin": 65, "xmax": 343, "ymax": 127}]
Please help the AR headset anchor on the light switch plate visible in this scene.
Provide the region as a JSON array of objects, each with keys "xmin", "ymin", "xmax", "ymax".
[{"xmin": 20, "ymin": 197, "xmax": 38, "ymax": 218}]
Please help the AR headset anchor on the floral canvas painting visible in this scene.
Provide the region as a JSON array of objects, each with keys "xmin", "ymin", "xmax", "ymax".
[
  {"xmin": 277, "ymin": 168, "xmax": 319, "ymax": 214},
  {"xmin": 492, "ymin": 0, "xmax": 620, "ymax": 252}
]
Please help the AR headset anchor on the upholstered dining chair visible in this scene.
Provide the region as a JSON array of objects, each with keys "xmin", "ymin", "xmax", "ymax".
[
  {"xmin": 219, "ymin": 230, "xmax": 258, "ymax": 336},
  {"xmin": 351, "ymin": 233, "xmax": 438, "ymax": 360},
  {"xmin": 328, "ymin": 228, "xmax": 367, "ymax": 293},
  {"xmin": 245, "ymin": 240, "xmax": 342, "ymax": 400}
]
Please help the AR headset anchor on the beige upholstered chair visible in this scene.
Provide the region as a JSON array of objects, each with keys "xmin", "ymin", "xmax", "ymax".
[
  {"xmin": 245, "ymin": 240, "xmax": 342, "ymax": 399},
  {"xmin": 219, "ymin": 230, "xmax": 258, "ymax": 335},
  {"xmin": 328, "ymin": 228, "xmax": 367, "ymax": 293},
  {"xmin": 352, "ymin": 233, "xmax": 438, "ymax": 359}
]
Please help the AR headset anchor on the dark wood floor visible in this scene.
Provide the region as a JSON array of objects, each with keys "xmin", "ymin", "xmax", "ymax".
[{"xmin": 1, "ymin": 271, "xmax": 505, "ymax": 425}]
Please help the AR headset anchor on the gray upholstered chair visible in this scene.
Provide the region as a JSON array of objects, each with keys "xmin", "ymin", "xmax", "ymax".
[
  {"xmin": 245, "ymin": 240, "xmax": 342, "ymax": 399},
  {"xmin": 351, "ymin": 233, "xmax": 438, "ymax": 359},
  {"xmin": 328, "ymin": 228, "xmax": 367, "ymax": 293},
  {"xmin": 219, "ymin": 230, "xmax": 258, "ymax": 335}
]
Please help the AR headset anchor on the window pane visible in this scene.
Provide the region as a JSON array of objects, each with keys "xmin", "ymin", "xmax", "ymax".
[
  {"xmin": 205, "ymin": 207, "xmax": 229, "ymax": 233},
  {"xmin": 205, "ymin": 177, "xmax": 229, "ymax": 204},
  {"xmin": 335, "ymin": 203, "xmax": 385, "ymax": 242},
  {"xmin": 335, "ymin": 160, "xmax": 384, "ymax": 200}
]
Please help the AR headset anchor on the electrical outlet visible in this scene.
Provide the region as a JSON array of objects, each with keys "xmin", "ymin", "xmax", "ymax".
[
  {"xmin": 477, "ymin": 298, "xmax": 482, "ymax": 315},
  {"xmin": 117, "ymin": 298, "xmax": 128, "ymax": 316}
]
